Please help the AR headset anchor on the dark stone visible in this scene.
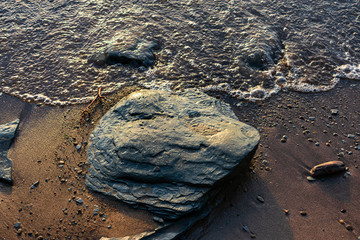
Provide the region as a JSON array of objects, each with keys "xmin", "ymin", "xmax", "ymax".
[
  {"xmin": 30, "ymin": 180, "xmax": 40, "ymax": 189},
  {"xmin": 86, "ymin": 89, "xmax": 260, "ymax": 220},
  {"xmin": 0, "ymin": 119, "xmax": 20, "ymax": 183},
  {"xmin": 14, "ymin": 222, "xmax": 21, "ymax": 230},
  {"xmin": 310, "ymin": 161, "xmax": 346, "ymax": 177},
  {"xmin": 89, "ymin": 39, "xmax": 159, "ymax": 68},
  {"xmin": 75, "ymin": 198, "xmax": 83, "ymax": 205}
]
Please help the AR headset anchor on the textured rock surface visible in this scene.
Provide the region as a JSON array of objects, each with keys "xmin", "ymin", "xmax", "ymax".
[
  {"xmin": 86, "ymin": 90, "xmax": 260, "ymax": 219},
  {"xmin": 0, "ymin": 119, "xmax": 20, "ymax": 183},
  {"xmin": 89, "ymin": 39, "xmax": 159, "ymax": 68}
]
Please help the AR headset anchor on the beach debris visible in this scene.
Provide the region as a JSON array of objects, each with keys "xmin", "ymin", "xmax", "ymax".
[
  {"xmin": 80, "ymin": 87, "xmax": 104, "ymax": 123},
  {"xmin": 310, "ymin": 161, "xmax": 346, "ymax": 177},
  {"xmin": 0, "ymin": 119, "xmax": 20, "ymax": 183},
  {"xmin": 84, "ymin": 87, "xmax": 104, "ymax": 111},
  {"xmin": 283, "ymin": 209, "xmax": 289, "ymax": 215},
  {"xmin": 86, "ymin": 89, "xmax": 260, "ymax": 220}
]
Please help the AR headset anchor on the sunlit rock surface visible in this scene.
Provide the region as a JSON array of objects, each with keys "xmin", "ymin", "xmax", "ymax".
[
  {"xmin": 86, "ymin": 90, "xmax": 259, "ymax": 219},
  {"xmin": 0, "ymin": 119, "xmax": 19, "ymax": 183}
]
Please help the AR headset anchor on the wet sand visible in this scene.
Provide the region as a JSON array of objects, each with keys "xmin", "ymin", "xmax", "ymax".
[
  {"xmin": 0, "ymin": 87, "xmax": 157, "ymax": 239},
  {"xmin": 187, "ymin": 79, "xmax": 360, "ymax": 240},
  {"xmin": 1, "ymin": 80, "xmax": 360, "ymax": 239}
]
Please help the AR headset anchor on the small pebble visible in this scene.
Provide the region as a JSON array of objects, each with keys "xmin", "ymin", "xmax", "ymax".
[
  {"xmin": 14, "ymin": 222, "xmax": 21, "ymax": 230},
  {"xmin": 331, "ymin": 109, "xmax": 339, "ymax": 115},
  {"xmin": 345, "ymin": 224, "xmax": 354, "ymax": 231},
  {"xmin": 153, "ymin": 216, "xmax": 164, "ymax": 224},
  {"xmin": 75, "ymin": 198, "xmax": 83, "ymax": 205},
  {"xmin": 256, "ymin": 195, "xmax": 265, "ymax": 203},
  {"xmin": 30, "ymin": 180, "xmax": 40, "ymax": 189},
  {"xmin": 307, "ymin": 176, "xmax": 316, "ymax": 182},
  {"xmin": 300, "ymin": 211, "xmax": 307, "ymax": 216}
]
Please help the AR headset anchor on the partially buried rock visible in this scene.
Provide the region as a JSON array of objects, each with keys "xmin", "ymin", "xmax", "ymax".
[
  {"xmin": 310, "ymin": 161, "xmax": 346, "ymax": 177},
  {"xmin": 88, "ymin": 39, "xmax": 159, "ymax": 68},
  {"xmin": 86, "ymin": 89, "xmax": 260, "ymax": 220},
  {"xmin": 0, "ymin": 119, "xmax": 20, "ymax": 183}
]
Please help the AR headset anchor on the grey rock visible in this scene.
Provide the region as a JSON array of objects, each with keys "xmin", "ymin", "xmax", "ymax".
[
  {"xmin": 89, "ymin": 39, "xmax": 159, "ymax": 68},
  {"xmin": 0, "ymin": 119, "xmax": 20, "ymax": 183},
  {"xmin": 347, "ymin": 134, "xmax": 355, "ymax": 138},
  {"xmin": 153, "ymin": 216, "xmax": 164, "ymax": 224},
  {"xmin": 256, "ymin": 195, "xmax": 265, "ymax": 203},
  {"xmin": 75, "ymin": 144, "xmax": 82, "ymax": 151},
  {"xmin": 14, "ymin": 222, "xmax": 21, "ymax": 230},
  {"xmin": 75, "ymin": 198, "xmax": 83, "ymax": 205},
  {"xmin": 86, "ymin": 89, "xmax": 260, "ymax": 219}
]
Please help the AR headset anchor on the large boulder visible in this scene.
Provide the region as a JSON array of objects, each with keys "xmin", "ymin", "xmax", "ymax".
[
  {"xmin": 0, "ymin": 119, "xmax": 20, "ymax": 183},
  {"xmin": 86, "ymin": 90, "xmax": 259, "ymax": 219}
]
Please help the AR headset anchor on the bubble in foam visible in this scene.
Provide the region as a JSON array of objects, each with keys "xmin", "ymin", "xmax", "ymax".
[{"xmin": 275, "ymin": 77, "xmax": 287, "ymax": 86}]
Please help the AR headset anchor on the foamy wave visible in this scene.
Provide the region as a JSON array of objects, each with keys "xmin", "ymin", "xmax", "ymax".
[
  {"xmin": 1, "ymin": 0, "xmax": 359, "ymax": 105},
  {"xmin": 201, "ymin": 83, "xmax": 281, "ymax": 102},
  {"xmin": 336, "ymin": 64, "xmax": 360, "ymax": 80}
]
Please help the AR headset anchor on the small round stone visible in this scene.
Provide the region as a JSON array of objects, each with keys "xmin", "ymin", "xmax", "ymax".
[
  {"xmin": 300, "ymin": 211, "xmax": 307, "ymax": 216},
  {"xmin": 345, "ymin": 224, "xmax": 354, "ymax": 231}
]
